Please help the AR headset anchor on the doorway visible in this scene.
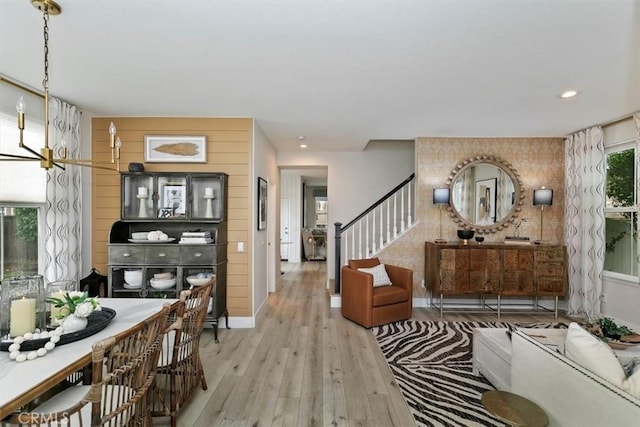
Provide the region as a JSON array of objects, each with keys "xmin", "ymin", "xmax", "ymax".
[{"xmin": 279, "ymin": 167, "xmax": 328, "ymax": 268}]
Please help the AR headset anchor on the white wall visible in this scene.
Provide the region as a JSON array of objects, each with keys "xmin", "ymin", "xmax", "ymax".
[
  {"xmin": 252, "ymin": 121, "xmax": 278, "ymax": 317},
  {"xmin": 278, "ymin": 140, "xmax": 415, "ymax": 284}
]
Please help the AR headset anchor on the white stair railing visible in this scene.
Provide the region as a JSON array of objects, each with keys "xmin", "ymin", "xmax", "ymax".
[{"xmin": 333, "ymin": 174, "xmax": 416, "ymax": 293}]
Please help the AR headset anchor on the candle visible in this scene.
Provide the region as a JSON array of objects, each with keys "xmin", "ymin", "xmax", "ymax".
[
  {"xmin": 138, "ymin": 186, "xmax": 148, "ymax": 196},
  {"xmin": 49, "ymin": 290, "xmax": 66, "ymax": 323},
  {"xmin": 205, "ymin": 187, "xmax": 213, "ymax": 197},
  {"xmin": 10, "ymin": 298, "xmax": 36, "ymax": 337}
]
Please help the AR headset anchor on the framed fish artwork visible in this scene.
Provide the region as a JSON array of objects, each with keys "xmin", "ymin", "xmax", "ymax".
[{"xmin": 144, "ymin": 135, "xmax": 207, "ymax": 163}]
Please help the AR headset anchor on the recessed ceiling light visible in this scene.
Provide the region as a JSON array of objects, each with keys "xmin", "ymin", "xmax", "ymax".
[
  {"xmin": 299, "ymin": 144, "xmax": 308, "ymax": 149},
  {"xmin": 560, "ymin": 90, "xmax": 579, "ymax": 99},
  {"xmin": 297, "ymin": 135, "xmax": 306, "ymax": 140}
]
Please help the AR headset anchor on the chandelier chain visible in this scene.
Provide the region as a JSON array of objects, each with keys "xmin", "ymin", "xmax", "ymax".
[{"xmin": 43, "ymin": 10, "xmax": 50, "ymax": 93}]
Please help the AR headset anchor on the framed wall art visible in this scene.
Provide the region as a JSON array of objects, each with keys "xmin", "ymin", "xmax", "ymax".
[
  {"xmin": 144, "ymin": 135, "xmax": 207, "ymax": 163},
  {"xmin": 475, "ymin": 178, "xmax": 497, "ymax": 225},
  {"xmin": 161, "ymin": 184, "xmax": 187, "ymax": 216},
  {"xmin": 257, "ymin": 177, "xmax": 267, "ymax": 230}
]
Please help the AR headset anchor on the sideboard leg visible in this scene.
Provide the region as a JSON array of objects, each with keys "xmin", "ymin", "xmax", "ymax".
[
  {"xmin": 554, "ymin": 296, "xmax": 558, "ymax": 320},
  {"xmin": 440, "ymin": 293, "xmax": 443, "ymax": 318},
  {"xmin": 497, "ymin": 294, "xmax": 501, "ymax": 319},
  {"xmin": 212, "ymin": 320, "xmax": 219, "ymax": 343}
]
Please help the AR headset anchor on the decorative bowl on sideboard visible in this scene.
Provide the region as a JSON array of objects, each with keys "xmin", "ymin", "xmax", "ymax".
[{"xmin": 457, "ymin": 229, "xmax": 475, "ymax": 244}]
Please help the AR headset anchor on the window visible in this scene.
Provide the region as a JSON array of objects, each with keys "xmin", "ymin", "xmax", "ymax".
[
  {"xmin": 0, "ymin": 83, "xmax": 47, "ymax": 280},
  {"xmin": 0, "ymin": 206, "xmax": 42, "ymax": 280},
  {"xmin": 315, "ymin": 197, "xmax": 327, "ymax": 227},
  {"xmin": 604, "ymin": 143, "xmax": 637, "ymax": 277}
]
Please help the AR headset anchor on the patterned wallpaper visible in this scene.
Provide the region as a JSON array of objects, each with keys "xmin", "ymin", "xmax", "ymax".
[{"xmin": 378, "ymin": 137, "xmax": 565, "ymax": 298}]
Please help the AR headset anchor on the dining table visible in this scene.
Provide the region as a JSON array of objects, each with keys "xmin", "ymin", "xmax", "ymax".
[{"xmin": 0, "ymin": 298, "xmax": 177, "ymax": 420}]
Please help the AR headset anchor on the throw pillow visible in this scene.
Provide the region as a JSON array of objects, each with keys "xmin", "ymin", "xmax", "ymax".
[
  {"xmin": 357, "ymin": 264, "xmax": 392, "ymax": 287},
  {"xmin": 564, "ymin": 322, "xmax": 626, "ymax": 387}
]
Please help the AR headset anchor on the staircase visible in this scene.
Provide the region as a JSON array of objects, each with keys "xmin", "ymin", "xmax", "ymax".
[{"xmin": 333, "ymin": 173, "xmax": 416, "ymax": 293}]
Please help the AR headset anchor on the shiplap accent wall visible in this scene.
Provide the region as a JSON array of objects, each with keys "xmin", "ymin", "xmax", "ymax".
[{"xmin": 91, "ymin": 117, "xmax": 253, "ymax": 317}]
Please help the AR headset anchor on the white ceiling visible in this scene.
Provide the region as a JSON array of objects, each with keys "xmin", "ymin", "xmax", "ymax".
[{"xmin": 1, "ymin": 0, "xmax": 639, "ymax": 152}]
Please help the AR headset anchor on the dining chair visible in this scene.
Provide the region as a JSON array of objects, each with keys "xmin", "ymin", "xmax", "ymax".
[
  {"xmin": 6, "ymin": 303, "xmax": 171, "ymax": 426},
  {"xmin": 151, "ymin": 279, "xmax": 214, "ymax": 426}
]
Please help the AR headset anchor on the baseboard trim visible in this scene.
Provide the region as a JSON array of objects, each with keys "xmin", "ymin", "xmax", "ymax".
[
  {"xmin": 413, "ymin": 297, "xmax": 429, "ymax": 307},
  {"xmin": 204, "ymin": 316, "xmax": 254, "ymax": 329},
  {"xmin": 330, "ymin": 293, "xmax": 341, "ymax": 308}
]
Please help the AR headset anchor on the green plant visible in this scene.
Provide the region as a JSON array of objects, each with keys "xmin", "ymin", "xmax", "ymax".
[
  {"xmin": 15, "ymin": 207, "xmax": 38, "ymax": 243},
  {"xmin": 595, "ymin": 317, "xmax": 632, "ymax": 338},
  {"xmin": 605, "ymin": 149, "xmax": 636, "ymax": 253}
]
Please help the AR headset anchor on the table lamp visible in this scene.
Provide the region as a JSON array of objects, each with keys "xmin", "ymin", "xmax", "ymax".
[
  {"xmin": 433, "ymin": 187, "xmax": 450, "ymax": 243},
  {"xmin": 533, "ymin": 187, "xmax": 553, "ymax": 243}
]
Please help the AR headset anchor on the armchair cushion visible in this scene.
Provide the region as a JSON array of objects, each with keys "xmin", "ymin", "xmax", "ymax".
[
  {"xmin": 357, "ymin": 263, "xmax": 392, "ymax": 287},
  {"xmin": 372, "ymin": 285, "xmax": 409, "ymax": 306}
]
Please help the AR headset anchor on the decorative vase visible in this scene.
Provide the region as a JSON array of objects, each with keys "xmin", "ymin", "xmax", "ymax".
[
  {"xmin": 62, "ymin": 315, "xmax": 88, "ymax": 333},
  {"xmin": 1, "ymin": 275, "xmax": 46, "ymax": 339}
]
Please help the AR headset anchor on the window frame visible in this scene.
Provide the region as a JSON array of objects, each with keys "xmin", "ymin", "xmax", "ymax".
[
  {"xmin": 602, "ymin": 138, "xmax": 639, "ymax": 284},
  {"xmin": 0, "ymin": 203, "xmax": 46, "ymax": 281}
]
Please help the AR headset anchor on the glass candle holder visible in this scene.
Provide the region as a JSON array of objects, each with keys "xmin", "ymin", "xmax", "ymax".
[
  {"xmin": 0, "ymin": 275, "xmax": 45, "ymax": 338},
  {"xmin": 47, "ymin": 280, "xmax": 74, "ymax": 326}
]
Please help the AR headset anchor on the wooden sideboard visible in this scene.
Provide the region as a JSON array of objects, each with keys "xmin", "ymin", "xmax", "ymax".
[{"xmin": 424, "ymin": 242, "xmax": 566, "ymax": 317}]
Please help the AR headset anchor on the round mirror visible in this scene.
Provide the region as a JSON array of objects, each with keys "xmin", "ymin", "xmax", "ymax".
[{"xmin": 444, "ymin": 155, "xmax": 524, "ymax": 234}]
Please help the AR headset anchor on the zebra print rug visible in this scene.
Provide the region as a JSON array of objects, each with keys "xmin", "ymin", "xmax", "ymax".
[{"xmin": 372, "ymin": 321, "xmax": 566, "ymax": 427}]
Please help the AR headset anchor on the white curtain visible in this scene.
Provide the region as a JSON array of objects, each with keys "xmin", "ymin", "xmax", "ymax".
[
  {"xmin": 453, "ymin": 168, "xmax": 474, "ymax": 220},
  {"xmin": 496, "ymin": 169, "xmax": 513, "ymax": 220},
  {"xmin": 44, "ymin": 97, "xmax": 82, "ymax": 284},
  {"xmin": 564, "ymin": 126, "xmax": 605, "ymax": 320}
]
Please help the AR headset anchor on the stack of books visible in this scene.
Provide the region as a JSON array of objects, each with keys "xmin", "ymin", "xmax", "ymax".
[{"xmin": 179, "ymin": 231, "xmax": 214, "ymax": 244}]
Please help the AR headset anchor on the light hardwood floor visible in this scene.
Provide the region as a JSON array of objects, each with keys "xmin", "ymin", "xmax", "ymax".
[{"xmin": 168, "ymin": 261, "xmax": 573, "ymax": 427}]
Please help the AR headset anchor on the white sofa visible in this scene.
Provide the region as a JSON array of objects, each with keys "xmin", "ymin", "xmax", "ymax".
[{"xmin": 510, "ymin": 330, "xmax": 640, "ymax": 427}]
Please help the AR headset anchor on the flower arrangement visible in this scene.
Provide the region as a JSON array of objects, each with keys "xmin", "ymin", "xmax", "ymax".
[
  {"xmin": 45, "ymin": 291, "xmax": 101, "ymax": 325},
  {"xmin": 512, "ymin": 218, "xmax": 528, "ymax": 237}
]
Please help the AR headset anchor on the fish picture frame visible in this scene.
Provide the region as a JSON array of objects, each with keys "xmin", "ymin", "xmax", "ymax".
[{"xmin": 144, "ymin": 135, "xmax": 207, "ymax": 163}]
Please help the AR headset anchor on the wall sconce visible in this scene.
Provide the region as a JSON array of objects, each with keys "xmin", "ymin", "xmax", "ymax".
[
  {"xmin": 433, "ymin": 187, "xmax": 450, "ymax": 243},
  {"xmin": 533, "ymin": 187, "xmax": 553, "ymax": 243}
]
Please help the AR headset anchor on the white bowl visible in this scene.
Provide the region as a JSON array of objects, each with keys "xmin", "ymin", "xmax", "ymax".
[
  {"xmin": 186, "ymin": 275, "xmax": 215, "ymax": 287},
  {"xmin": 149, "ymin": 278, "xmax": 176, "ymax": 290},
  {"xmin": 131, "ymin": 232, "xmax": 149, "ymax": 240},
  {"xmin": 124, "ymin": 269, "xmax": 143, "ymax": 286},
  {"xmin": 154, "ymin": 272, "xmax": 173, "ymax": 280}
]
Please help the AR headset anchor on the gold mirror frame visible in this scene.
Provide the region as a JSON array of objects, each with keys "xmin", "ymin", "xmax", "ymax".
[{"xmin": 444, "ymin": 155, "xmax": 524, "ymax": 234}]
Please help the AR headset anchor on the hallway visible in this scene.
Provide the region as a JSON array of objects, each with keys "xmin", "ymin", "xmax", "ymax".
[{"xmin": 176, "ymin": 260, "xmax": 414, "ymax": 426}]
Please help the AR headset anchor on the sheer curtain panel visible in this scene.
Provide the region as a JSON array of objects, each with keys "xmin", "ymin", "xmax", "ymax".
[
  {"xmin": 564, "ymin": 126, "xmax": 606, "ymax": 320},
  {"xmin": 44, "ymin": 97, "xmax": 82, "ymax": 284}
]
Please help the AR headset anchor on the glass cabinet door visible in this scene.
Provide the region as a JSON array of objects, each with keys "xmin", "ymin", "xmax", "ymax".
[
  {"xmin": 157, "ymin": 175, "xmax": 188, "ymax": 219},
  {"xmin": 190, "ymin": 175, "xmax": 224, "ymax": 221},
  {"xmin": 122, "ymin": 174, "xmax": 155, "ymax": 220}
]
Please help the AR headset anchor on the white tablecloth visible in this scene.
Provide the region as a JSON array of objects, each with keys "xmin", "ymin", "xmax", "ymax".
[{"xmin": 0, "ymin": 298, "xmax": 176, "ymax": 418}]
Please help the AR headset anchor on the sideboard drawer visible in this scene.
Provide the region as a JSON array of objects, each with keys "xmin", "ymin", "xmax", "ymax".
[
  {"xmin": 145, "ymin": 246, "xmax": 180, "ymax": 264},
  {"xmin": 180, "ymin": 246, "xmax": 216, "ymax": 265},
  {"xmin": 536, "ymin": 262, "xmax": 564, "ymax": 278},
  {"xmin": 537, "ymin": 277, "xmax": 565, "ymax": 294},
  {"xmin": 109, "ymin": 246, "xmax": 145, "ymax": 265},
  {"xmin": 535, "ymin": 249, "xmax": 564, "ymax": 263}
]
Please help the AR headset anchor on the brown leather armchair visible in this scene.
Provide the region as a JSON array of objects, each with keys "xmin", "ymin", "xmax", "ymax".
[{"xmin": 341, "ymin": 257, "xmax": 413, "ymax": 328}]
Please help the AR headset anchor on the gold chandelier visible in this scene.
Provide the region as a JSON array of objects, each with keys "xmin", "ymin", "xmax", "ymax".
[{"xmin": 0, "ymin": 0, "xmax": 121, "ymax": 171}]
